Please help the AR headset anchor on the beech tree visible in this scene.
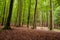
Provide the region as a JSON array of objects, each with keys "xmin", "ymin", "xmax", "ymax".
[
  {"xmin": 16, "ymin": 0, "xmax": 23, "ymax": 27},
  {"xmin": 3, "ymin": 0, "xmax": 14, "ymax": 29},
  {"xmin": 49, "ymin": 0, "xmax": 53, "ymax": 30},
  {"xmin": 27, "ymin": 0, "xmax": 31, "ymax": 28},
  {"xmin": 33, "ymin": 0, "xmax": 38, "ymax": 29},
  {"xmin": 1, "ymin": 0, "xmax": 6, "ymax": 26}
]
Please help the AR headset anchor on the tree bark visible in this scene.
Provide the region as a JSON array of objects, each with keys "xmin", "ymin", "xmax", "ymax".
[
  {"xmin": 27, "ymin": 0, "xmax": 31, "ymax": 28},
  {"xmin": 49, "ymin": 0, "xmax": 53, "ymax": 30},
  {"xmin": 33, "ymin": 0, "xmax": 38, "ymax": 29},
  {"xmin": 3, "ymin": 0, "xmax": 14, "ymax": 29},
  {"xmin": 1, "ymin": 0, "xmax": 6, "ymax": 26},
  {"xmin": 16, "ymin": 0, "xmax": 22, "ymax": 27}
]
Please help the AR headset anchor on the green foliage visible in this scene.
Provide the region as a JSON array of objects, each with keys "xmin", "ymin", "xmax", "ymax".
[
  {"xmin": 54, "ymin": 6, "xmax": 60, "ymax": 25},
  {"xmin": 57, "ymin": 0, "xmax": 60, "ymax": 5},
  {"xmin": 0, "ymin": 0, "xmax": 60, "ymax": 26}
]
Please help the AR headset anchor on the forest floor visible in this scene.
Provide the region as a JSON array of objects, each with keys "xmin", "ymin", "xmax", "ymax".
[{"xmin": 0, "ymin": 26, "xmax": 60, "ymax": 40}]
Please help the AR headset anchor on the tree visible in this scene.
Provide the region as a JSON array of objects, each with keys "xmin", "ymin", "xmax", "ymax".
[
  {"xmin": 16, "ymin": 0, "xmax": 23, "ymax": 27},
  {"xmin": 4, "ymin": 0, "xmax": 11, "ymax": 25},
  {"xmin": 33, "ymin": 0, "xmax": 38, "ymax": 29},
  {"xmin": 22, "ymin": 0, "xmax": 25, "ymax": 26},
  {"xmin": 3, "ymin": 0, "xmax": 14, "ymax": 29},
  {"xmin": 1, "ymin": 0, "xmax": 6, "ymax": 26},
  {"xmin": 49, "ymin": 0, "xmax": 53, "ymax": 30},
  {"xmin": 27, "ymin": 0, "xmax": 31, "ymax": 28}
]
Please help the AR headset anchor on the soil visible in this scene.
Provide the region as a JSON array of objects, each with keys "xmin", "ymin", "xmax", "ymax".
[{"xmin": 0, "ymin": 27, "xmax": 60, "ymax": 40}]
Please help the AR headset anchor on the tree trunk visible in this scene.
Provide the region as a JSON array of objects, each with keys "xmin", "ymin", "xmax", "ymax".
[
  {"xmin": 33, "ymin": 0, "xmax": 38, "ymax": 29},
  {"xmin": 3, "ymin": 0, "xmax": 14, "ymax": 29},
  {"xmin": 49, "ymin": 0, "xmax": 53, "ymax": 30},
  {"xmin": 1, "ymin": 0, "xmax": 6, "ymax": 26},
  {"xmin": 27, "ymin": 0, "xmax": 31, "ymax": 28},
  {"xmin": 16, "ymin": 0, "xmax": 22, "ymax": 27}
]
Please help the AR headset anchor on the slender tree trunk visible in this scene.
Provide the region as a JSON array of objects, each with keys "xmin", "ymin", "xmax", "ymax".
[
  {"xmin": 46, "ymin": 12, "xmax": 48, "ymax": 27},
  {"xmin": 3, "ymin": 0, "xmax": 14, "ymax": 29},
  {"xmin": 22, "ymin": 8, "xmax": 25, "ymax": 27},
  {"xmin": 17, "ymin": 0, "xmax": 22, "ymax": 27},
  {"xmin": 49, "ymin": 0, "xmax": 53, "ymax": 30},
  {"xmin": 33, "ymin": 0, "xmax": 38, "ymax": 29},
  {"xmin": 1, "ymin": 0, "xmax": 6, "ymax": 26},
  {"xmin": 15, "ymin": 9, "xmax": 19, "ymax": 26},
  {"xmin": 27, "ymin": 0, "xmax": 31, "ymax": 28},
  {"xmin": 22, "ymin": 0, "xmax": 26, "ymax": 27},
  {"xmin": 4, "ymin": 0, "xmax": 11, "ymax": 25},
  {"xmin": 42, "ymin": 12, "xmax": 43, "ymax": 27}
]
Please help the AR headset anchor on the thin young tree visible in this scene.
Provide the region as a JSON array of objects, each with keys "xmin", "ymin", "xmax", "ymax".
[
  {"xmin": 1, "ymin": 0, "xmax": 6, "ymax": 26},
  {"xmin": 33, "ymin": 0, "xmax": 38, "ymax": 29},
  {"xmin": 22, "ymin": 0, "xmax": 26, "ymax": 26},
  {"xmin": 27, "ymin": 0, "xmax": 31, "ymax": 28},
  {"xmin": 16, "ymin": 0, "xmax": 22, "ymax": 27},
  {"xmin": 3, "ymin": 0, "xmax": 14, "ymax": 29},
  {"xmin": 49, "ymin": 0, "xmax": 53, "ymax": 30},
  {"xmin": 4, "ymin": 0, "xmax": 11, "ymax": 25}
]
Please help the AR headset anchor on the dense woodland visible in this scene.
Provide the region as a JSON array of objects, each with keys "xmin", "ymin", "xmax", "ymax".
[
  {"xmin": 0, "ymin": 0, "xmax": 60, "ymax": 40},
  {"xmin": 0, "ymin": 0, "xmax": 60, "ymax": 30}
]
